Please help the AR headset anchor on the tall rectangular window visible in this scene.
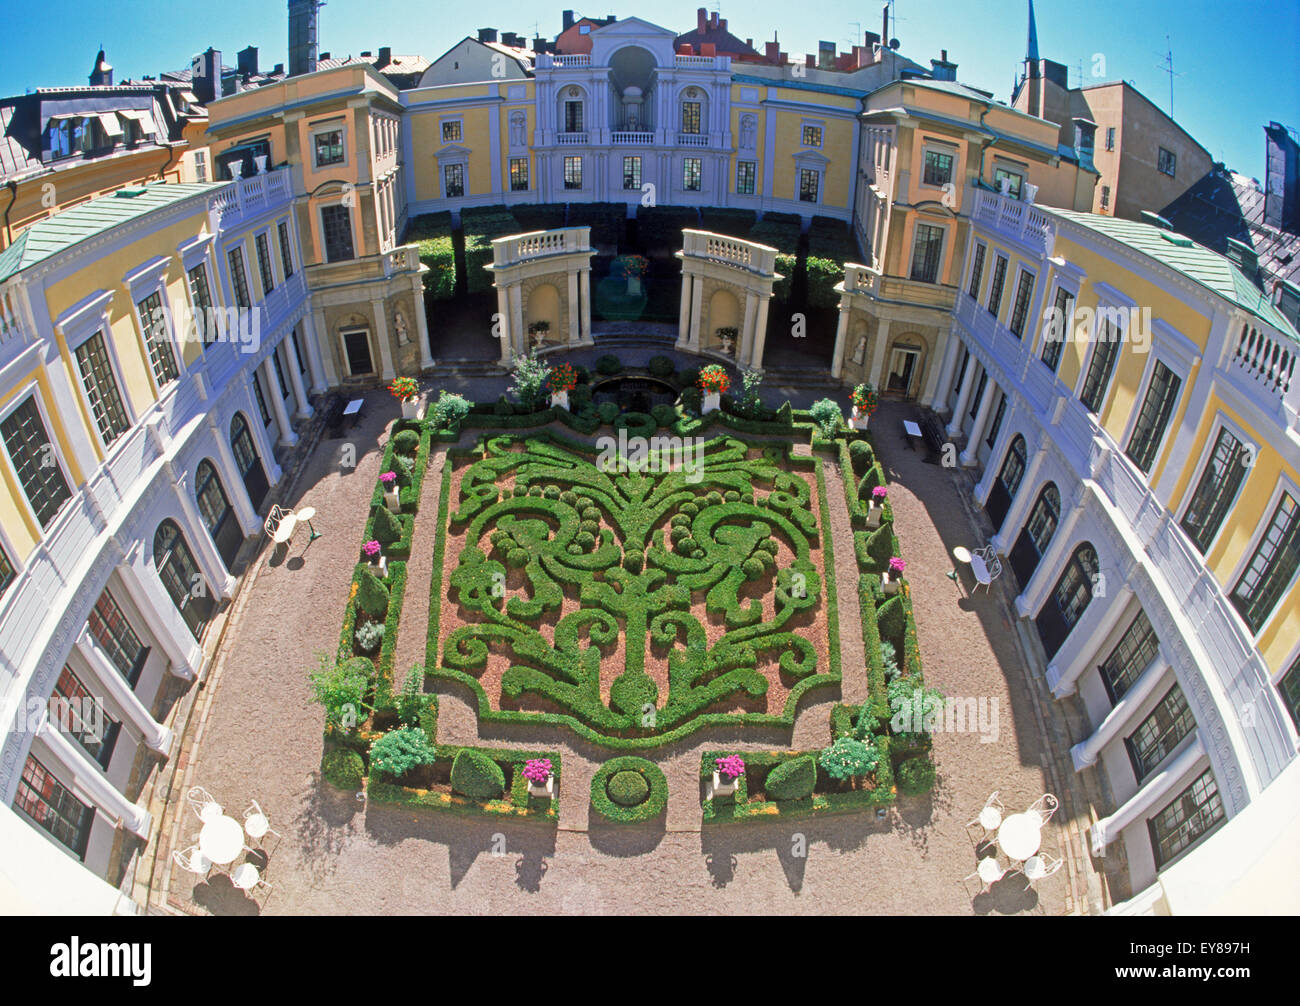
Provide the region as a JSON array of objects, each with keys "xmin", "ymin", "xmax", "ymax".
[
  {"xmin": 252, "ymin": 370, "xmax": 271, "ymax": 426},
  {"xmin": 985, "ymin": 393, "xmax": 1006, "ymax": 449},
  {"xmin": 321, "ymin": 204, "xmax": 355, "ymax": 262},
  {"xmin": 1280, "ymin": 656, "xmax": 1300, "ymax": 732},
  {"xmin": 1105, "ymin": 126, "xmax": 1115, "ymax": 151},
  {"xmin": 1041, "ymin": 286, "xmax": 1072, "ymax": 372},
  {"xmin": 53, "ymin": 666, "xmax": 121, "ymax": 768},
  {"xmin": 1, "ymin": 397, "xmax": 72, "ymax": 528},
  {"xmin": 442, "ymin": 163, "xmax": 464, "ymax": 198},
  {"xmin": 801, "ymin": 124, "xmax": 823, "ymax": 147},
  {"xmin": 1231, "ymin": 492, "xmax": 1300, "ymax": 633},
  {"xmin": 1008, "ymin": 269, "xmax": 1036, "ymax": 337},
  {"xmin": 255, "ymin": 232, "xmax": 275, "ymax": 296},
  {"xmin": 1158, "ymin": 147, "xmax": 1177, "ymax": 177},
  {"xmin": 74, "ymin": 332, "xmax": 130, "ymax": 447},
  {"xmin": 922, "ymin": 149, "xmax": 954, "ymax": 186},
  {"xmin": 968, "ymin": 371, "xmax": 987, "ymax": 420},
  {"xmin": 227, "ymin": 248, "xmax": 251, "ymax": 308},
  {"xmin": 272, "ymin": 346, "xmax": 290, "ymax": 398},
  {"xmin": 1180, "ymin": 428, "xmax": 1249, "ymax": 554},
  {"xmin": 0, "ymin": 544, "xmax": 14, "ymax": 601},
  {"xmin": 137, "ymin": 290, "xmax": 179, "ymax": 388},
  {"xmin": 909, "ymin": 224, "xmax": 944, "ymax": 283},
  {"xmin": 1080, "ymin": 320, "xmax": 1121, "ymax": 413},
  {"xmin": 799, "ymin": 168, "xmax": 819, "ymax": 203},
  {"xmin": 564, "ymin": 101, "xmax": 583, "ymax": 133},
  {"xmin": 292, "ymin": 329, "xmax": 308, "ymax": 375},
  {"xmin": 187, "ymin": 262, "xmax": 214, "ymax": 347},
  {"xmin": 1149, "ymin": 769, "xmax": 1224, "ymax": 868},
  {"xmin": 681, "ymin": 102, "xmax": 701, "ymax": 134},
  {"xmin": 1126, "ymin": 361, "xmax": 1182, "ymax": 474},
  {"xmin": 313, "ymin": 128, "xmax": 344, "ymax": 167},
  {"xmin": 986, "ymin": 254, "xmax": 1008, "ymax": 316},
  {"xmin": 563, "ymin": 156, "xmax": 582, "ymax": 190},
  {"xmin": 967, "ymin": 242, "xmax": 986, "ymax": 298},
  {"xmin": 88, "ymin": 588, "xmax": 146, "ymax": 685},
  {"xmin": 1126, "ymin": 685, "xmax": 1196, "ymax": 783},
  {"xmin": 1100, "ymin": 185, "xmax": 1111, "ymax": 211},
  {"xmin": 1098, "ymin": 609, "xmax": 1159, "ymax": 703},
  {"xmin": 15, "ymin": 756, "xmax": 93, "ymax": 860},
  {"xmin": 509, "ymin": 157, "xmax": 529, "ymax": 191},
  {"xmin": 622, "ymin": 156, "xmax": 641, "ymax": 190},
  {"xmin": 277, "ymin": 220, "xmax": 294, "ymax": 278},
  {"xmin": 735, "ymin": 160, "xmax": 756, "ymax": 195},
  {"xmin": 683, "ymin": 158, "xmax": 702, "ymax": 191}
]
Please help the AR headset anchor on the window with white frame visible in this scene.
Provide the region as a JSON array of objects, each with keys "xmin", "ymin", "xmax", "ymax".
[
  {"xmin": 683, "ymin": 158, "xmax": 702, "ymax": 191},
  {"xmin": 137, "ymin": 289, "xmax": 179, "ymax": 388},
  {"xmin": 1098, "ymin": 609, "xmax": 1159, "ymax": 703},
  {"xmin": 922, "ymin": 146, "xmax": 954, "ymax": 187},
  {"xmin": 1008, "ymin": 268, "xmax": 1036, "ymax": 337},
  {"xmin": 313, "ymin": 127, "xmax": 345, "ymax": 167},
  {"xmin": 909, "ymin": 223, "xmax": 944, "ymax": 283},
  {"xmin": 441, "ymin": 119, "xmax": 463, "ymax": 143},
  {"xmin": 255, "ymin": 232, "xmax": 275, "ymax": 297},
  {"xmin": 442, "ymin": 162, "xmax": 465, "ymax": 198},
  {"xmin": 563, "ymin": 156, "xmax": 582, "ymax": 190},
  {"xmin": 1149, "ymin": 768, "xmax": 1224, "ymax": 868},
  {"xmin": 74, "ymin": 331, "xmax": 131, "ymax": 447},
  {"xmin": 321, "ymin": 204, "xmax": 355, "ymax": 262},
  {"xmin": 1, "ymin": 395, "xmax": 72, "ymax": 529},
  {"xmin": 736, "ymin": 160, "xmax": 756, "ymax": 195},
  {"xmin": 1125, "ymin": 360, "xmax": 1182, "ymax": 474},
  {"xmin": 799, "ymin": 167, "xmax": 820, "ymax": 203},
  {"xmin": 1126, "ymin": 684, "xmax": 1196, "ymax": 783},
  {"xmin": 801, "ymin": 123, "xmax": 823, "ymax": 147},
  {"xmin": 1230, "ymin": 489, "xmax": 1300, "ymax": 633},
  {"xmin": 1180, "ymin": 425, "xmax": 1251, "ymax": 554}
]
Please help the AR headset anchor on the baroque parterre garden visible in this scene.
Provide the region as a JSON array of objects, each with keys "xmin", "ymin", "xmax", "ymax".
[{"xmin": 311, "ymin": 357, "xmax": 939, "ymax": 829}]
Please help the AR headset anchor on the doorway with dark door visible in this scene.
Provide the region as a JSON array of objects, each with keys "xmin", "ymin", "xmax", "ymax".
[
  {"xmin": 342, "ymin": 328, "xmax": 374, "ymax": 377},
  {"xmin": 1008, "ymin": 482, "xmax": 1060, "ymax": 589},
  {"xmin": 230, "ymin": 412, "xmax": 269, "ymax": 512},
  {"xmin": 195, "ymin": 459, "xmax": 243, "ymax": 569},
  {"xmin": 886, "ymin": 345, "xmax": 921, "ymax": 398},
  {"xmin": 154, "ymin": 519, "xmax": 216, "ymax": 640}
]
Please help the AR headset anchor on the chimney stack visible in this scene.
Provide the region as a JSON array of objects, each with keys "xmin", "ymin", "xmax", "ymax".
[
  {"xmin": 192, "ymin": 47, "xmax": 220, "ymax": 103},
  {"xmin": 1264, "ymin": 121, "xmax": 1300, "ymax": 232},
  {"xmin": 288, "ymin": 0, "xmax": 322, "ymax": 77},
  {"xmin": 710, "ymin": 12, "xmax": 718, "ymax": 29},
  {"xmin": 377, "ymin": 46, "xmax": 392, "ymax": 67},
  {"xmin": 89, "ymin": 49, "xmax": 113, "ymax": 86},
  {"xmin": 237, "ymin": 45, "xmax": 259, "ymax": 77},
  {"xmin": 698, "ymin": 7, "xmax": 707, "ymax": 33},
  {"xmin": 563, "ymin": 10, "xmax": 575, "ymax": 31},
  {"xmin": 930, "ymin": 49, "xmax": 957, "ymax": 81}
]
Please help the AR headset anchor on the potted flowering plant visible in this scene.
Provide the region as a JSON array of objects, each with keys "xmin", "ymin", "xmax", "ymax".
[
  {"xmin": 523, "ymin": 757, "xmax": 555, "ymax": 798},
  {"xmin": 850, "ymin": 383, "xmax": 878, "ymax": 429},
  {"xmin": 614, "ymin": 254, "xmax": 649, "ymax": 296},
  {"xmin": 363, "ymin": 538, "xmax": 386, "ymax": 576},
  {"xmin": 380, "ymin": 471, "xmax": 400, "ymax": 513},
  {"xmin": 528, "ymin": 320, "xmax": 551, "ymax": 348},
  {"xmin": 884, "ymin": 555, "xmax": 906, "ymax": 596},
  {"xmin": 867, "ymin": 484, "xmax": 887, "ymax": 529},
  {"xmin": 697, "ymin": 365, "xmax": 730, "ymax": 414},
  {"xmin": 546, "ymin": 363, "xmax": 578, "ymax": 410},
  {"xmin": 712, "ymin": 754, "xmax": 745, "ymax": 799},
  {"xmin": 388, "ymin": 376, "xmax": 421, "ymax": 419},
  {"xmin": 715, "ymin": 326, "xmax": 739, "ymax": 356}
]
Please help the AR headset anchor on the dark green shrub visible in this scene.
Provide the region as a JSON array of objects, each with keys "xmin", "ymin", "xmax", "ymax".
[
  {"xmin": 878, "ymin": 595, "xmax": 907, "ymax": 647},
  {"xmin": 494, "ymin": 395, "xmax": 514, "ymax": 416},
  {"xmin": 819, "ymin": 735, "xmax": 880, "ymax": 780},
  {"xmin": 321, "ymin": 749, "xmax": 365, "ymax": 789},
  {"xmin": 570, "ymin": 385, "xmax": 593, "ymax": 410},
  {"xmin": 647, "ymin": 355, "xmax": 675, "ymax": 378},
  {"xmin": 849, "ymin": 440, "xmax": 874, "ymax": 470},
  {"xmin": 595, "ymin": 354, "xmax": 623, "ymax": 375},
  {"xmin": 679, "ymin": 367, "xmax": 700, "ymax": 387},
  {"xmin": 680, "ymin": 387, "xmax": 702, "ymax": 413},
  {"xmin": 309, "ymin": 654, "xmax": 373, "ymax": 732},
  {"xmin": 764, "ymin": 755, "xmax": 817, "ymax": 800},
  {"xmin": 450, "ymin": 748, "xmax": 506, "ymax": 800},
  {"xmin": 391, "ymin": 429, "xmax": 420, "ymax": 455},
  {"xmin": 857, "ymin": 467, "xmax": 884, "ymax": 500},
  {"xmin": 809, "ymin": 398, "xmax": 842, "ymax": 437},
  {"xmin": 597, "ymin": 401, "xmax": 619, "ymax": 424},
  {"xmin": 369, "ymin": 726, "xmax": 436, "ymax": 779},
  {"xmin": 742, "ymin": 556, "xmax": 764, "ymax": 580},
  {"xmin": 356, "ymin": 568, "xmax": 389, "ymax": 617},
  {"xmin": 897, "ymin": 756, "xmax": 937, "ymax": 795},
  {"xmin": 623, "ymin": 550, "xmax": 644, "ymax": 573},
  {"xmin": 614, "ymin": 411, "xmax": 656, "ymax": 438},
  {"xmin": 590, "ymin": 757, "xmax": 668, "ymax": 822},
  {"xmin": 392, "ymin": 453, "xmax": 415, "ymax": 486},
  {"xmin": 607, "ymin": 769, "xmax": 650, "ymax": 806},
  {"xmin": 431, "ymin": 391, "xmax": 470, "ymax": 429},
  {"xmin": 507, "ymin": 547, "xmax": 529, "ymax": 567},
  {"xmin": 865, "ymin": 522, "xmax": 894, "ymax": 571},
  {"xmin": 651, "ymin": 403, "xmax": 678, "ymax": 427},
  {"xmin": 373, "ymin": 506, "xmax": 402, "ymax": 547}
]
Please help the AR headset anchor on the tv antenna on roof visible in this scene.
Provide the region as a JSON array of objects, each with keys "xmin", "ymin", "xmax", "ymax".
[{"xmin": 1154, "ymin": 35, "xmax": 1184, "ymax": 118}]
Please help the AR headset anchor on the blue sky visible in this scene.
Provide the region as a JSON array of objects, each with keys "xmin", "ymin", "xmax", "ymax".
[{"xmin": 4, "ymin": 0, "xmax": 1297, "ymax": 180}]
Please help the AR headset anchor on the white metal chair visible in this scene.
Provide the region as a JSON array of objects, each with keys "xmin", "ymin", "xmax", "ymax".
[
  {"xmin": 231, "ymin": 862, "xmax": 273, "ymax": 898},
  {"xmin": 242, "ymin": 799, "xmax": 282, "ymax": 845},
  {"xmin": 265, "ymin": 505, "xmax": 297, "ymax": 550},
  {"xmin": 967, "ymin": 791, "xmax": 1005, "ymax": 835},
  {"xmin": 1027, "ymin": 793, "xmax": 1060, "ymax": 826},
  {"xmin": 972, "ymin": 546, "xmax": 1002, "ymax": 593},
  {"xmin": 173, "ymin": 845, "xmax": 212, "ymax": 877},
  {"xmin": 966, "ymin": 856, "xmax": 1006, "ymax": 893},
  {"xmin": 1022, "ymin": 852, "xmax": 1063, "ymax": 889},
  {"xmin": 186, "ymin": 785, "xmax": 223, "ymax": 823}
]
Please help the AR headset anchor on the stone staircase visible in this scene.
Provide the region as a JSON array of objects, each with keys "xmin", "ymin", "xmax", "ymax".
[{"xmin": 759, "ymin": 364, "xmax": 848, "ymax": 394}]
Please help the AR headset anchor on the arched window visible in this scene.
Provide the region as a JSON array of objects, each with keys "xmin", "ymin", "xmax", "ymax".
[
  {"xmin": 230, "ymin": 412, "xmax": 268, "ymax": 512},
  {"xmin": 1036, "ymin": 542, "xmax": 1100, "ymax": 659},
  {"xmin": 985, "ymin": 434, "xmax": 1026, "ymax": 532},
  {"xmin": 195, "ymin": 460, "xmax": 241, "ymax": 569},
  {"xmin": 154, "ymin": 519, "xmax": 214, "ymax": 639},
  {"xmin": 1009, "ymin": 482, "xmax": 1060, "ymax": 586}
]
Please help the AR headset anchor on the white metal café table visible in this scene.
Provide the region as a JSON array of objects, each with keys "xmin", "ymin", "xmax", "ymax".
[
  {"xmin": 948, "ymin": 545, "xmax": 972, "ymax": 582},
  {"xmin": 199, "ymin": 814, "xmax": 246, "ymax": 867},
  {"xmin": 903, "ymin": 419, "xmax": 923, "ymax": 450},
  {"xmin": 296, "ymin": 505, "xmax": 321, "ymax": 541},
  {"xmin": 997, "ymin": 812, "xmax": 1043, "ymax": 863}
]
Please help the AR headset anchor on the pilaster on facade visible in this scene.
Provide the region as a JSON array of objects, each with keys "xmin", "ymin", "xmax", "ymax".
[{"xmin": 676, "ymin": 230, "xmax": 781, "ymax": 369}]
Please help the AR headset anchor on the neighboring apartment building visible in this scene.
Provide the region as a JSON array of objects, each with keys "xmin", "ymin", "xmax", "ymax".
[
  {"xmin": 0, "ymin": 170, "xmax": 316, "ymax": 910},
  {"xmin": 932, "ymin": 184, "xmax": 1300, "ymax": 911},
  {"xmin": 0, "ymin": 61, "xmax": 210, "ymax": 251}
]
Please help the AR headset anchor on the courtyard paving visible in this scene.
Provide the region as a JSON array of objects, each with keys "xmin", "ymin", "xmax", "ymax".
[{"xmin": 148, "ymin": 383, "xmax": 1088, "ymax": 916}]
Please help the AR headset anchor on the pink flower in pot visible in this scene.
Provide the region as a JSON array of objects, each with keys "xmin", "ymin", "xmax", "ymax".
[
  {"xmin": 363, "ymin": 540, "xmax": 381, "ymax": 559},
  {"xmin": 888, "ymin": 556, "xmax": 907, "ymax": 577},
  {"xmin": 523, "ymin": 758, "xmax": 552, "ymax": 784},
  {"xmin": 380, "ymin": 471, "xmax": 396, "ymax": 486},
  {"xmin": 716, "ymin": 755, "xmax": 745, "ymax": 780},
  {"xmin": 871, "ymin": 486, "xmax": 888, "ymax": 503}
]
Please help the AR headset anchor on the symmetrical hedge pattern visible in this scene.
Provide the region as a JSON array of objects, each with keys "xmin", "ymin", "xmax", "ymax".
[
  {"xmin": 589, "ymin": 757, "xmax": 668, "ymax": 822},
  {"xmin": 434, "ymin": 432, "xmax": 839, "ymax": 746}
]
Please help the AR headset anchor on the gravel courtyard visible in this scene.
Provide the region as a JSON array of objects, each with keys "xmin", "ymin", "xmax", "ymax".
[{"xmin": 150, "ymin": 391, "xmax": 1088, "ymax": 916}]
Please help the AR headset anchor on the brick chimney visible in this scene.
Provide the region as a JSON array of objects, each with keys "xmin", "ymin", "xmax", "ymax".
[
  {"xmin": 377, "ymin": 46, "xmax": 392, "ymax": 67},
  {"xmin": 563, "ymin": 10, "xmax": 575, "ymax": 31},
  {"xmin": 697, "ymin": 7, "xmax": 707, "ymax": 33}
]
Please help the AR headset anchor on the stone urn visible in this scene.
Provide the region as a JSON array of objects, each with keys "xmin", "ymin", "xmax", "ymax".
[
  {"xmin": 527, "ymin": 774, "xmax": 555, "ymax": 799},
  {"xmin": 702, "ymin": 391, "xmax": 721, "ymax": 414},
  {"xmin": 383, "ymin": 486, "xmax": 401, "ymax": 514},
  {"xmin": 865, "ymin": 501, "xmax": 883, "ymax": 530},
  {"xmin": 253, "ymin": 154, "xmax": 268, "ymax": 174},
  {"xmin": 400, "ymin": 398, "xmax": 421, "ymax": 420},
  {"xmin": 550, "ymin": 390, "xmax": 570, "ymax": 411},
  {"xmin": 882, "ymin": 570, "xmax": 901, "ymax": 596},
  {"xmin": 850, "ymin": 407, "xmax": 870, "ymax": 431},
  {"xmin": 711, "ymin": 771, "xmax": 738, "ymax": 798}
]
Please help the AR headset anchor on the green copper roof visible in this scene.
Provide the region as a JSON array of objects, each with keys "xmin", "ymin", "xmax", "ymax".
[
  {"xmin": 1050, "ymin": 207, "xmax": 1299, "ymax": 340},
  {"xmin": 0, "ymin": 182, "xmax": 224, "ymax": 283}
]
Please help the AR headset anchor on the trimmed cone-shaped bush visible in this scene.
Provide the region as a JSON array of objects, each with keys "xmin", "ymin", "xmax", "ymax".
[
  {"xmin": 897, "ymin": 756, "xmax": 937, "ymax": 795},
  {"xmin": 321, "ymin": 749, "xmax": 365, "ymax": 790},
  {"xmin": 857, "ymin": 467, "xmax": 884, "ymax": 500},
  {"xmin": 764, "ymin": 755, "xmax": 817, "ymax": 801},
  {"xmin": 607, "ymin": 770, "xmax": 650, "ymax": 806},
  {"xmin": 356, "ymin": 567, "xmax": 390, "ymax": 618},
  {"xmin": 877, "ymin": 595, "xmax": 907, "ymax": 649},
  {"xmin": 450, "ymin": 748, "xmax": 506, "ymax": 800},
  {"xmin": 373, "ymin": 505, "xmax": 402, "ymax": 547},
  {"xmin": 865, "ymin": 522, "xmax": 895, "ymax": 571}
]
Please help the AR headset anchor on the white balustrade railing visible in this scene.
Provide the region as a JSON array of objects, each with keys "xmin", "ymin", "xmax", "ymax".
[
  {"xmin": 556, "ymin": 132, "xmax": 588, "ymax": 145},
  {"xmin": 842, "ymin": 263, "xmax": 881, "ymax": 295},
  {"xmin": 491, "ymin": 227, "xmax": 592, "ymax": 267},
  {"xmin": 382, "ymin": 244, "xmax": 421, "ymax": 277},
  {"xmin": 676, "ymin": 133, "xmax": 710, "ymax": 147},
  {"xmin": 611, "ymin": 132, "xmax": 655, "ymax": 145},
  {"xmin": 544, "ymin": 54, "xmax": 591, "ymax": 67},
  {"xmin": 1226, "ymin": 322, "xmax": 1300, "ymax": 425},
  {"xmin": 674, "ymin": 54, "xmax": 730, "ymax": 69},
  {"xmin": 681, "ymin": 229, "xmax": 776, "ymax": 276},
  {"xmin": 972, "ymin": 189, "xmax": 1052, "ymax": 254},
  {"xmin": 212, "ymin": 167, "xmax": 294, "ymax": 228}
]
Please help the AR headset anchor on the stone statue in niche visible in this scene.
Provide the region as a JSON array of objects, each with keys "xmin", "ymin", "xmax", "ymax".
[
  {"xmin": 852, "ymin": 333, "xmax": 868, "ymax": 365},
  {"xmin": 394, "ymin": 309, "xmax": 409, "ymax": 346},
  {"xmin": 740, "ymin": 114, "xmax": 756, "ymax": 150},
  {"xmin": 509, "ymin": 111, "xmax": 526, "ymax": 147}
]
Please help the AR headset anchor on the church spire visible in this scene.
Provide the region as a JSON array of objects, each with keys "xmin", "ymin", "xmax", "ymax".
[{"xmin": 1027, "ymin": 0, "xmax": 1040, "ymax": 64}]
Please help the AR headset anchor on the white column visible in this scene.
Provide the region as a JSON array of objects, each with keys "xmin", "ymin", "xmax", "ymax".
[
  {"xmin": 206, "ymin": 413, "xmax": 259, "ymax": 534},
  {"xmin": 688, "ymin": 273, "xmax": 705, "ymax": 351},
  {"xmin": 929, "ymin": 325, "xmax": 963, "ymax": 412},
  {"xmin": 1048, "ymin": 584, "xmax": 1136, "ymax": 698},
  {"xmin": 370, "ymin": 297, "xmax": 396, "ymax": 380},
  {"xmin": 310, "ymin": 306, "xmax": 338, "ymax": 388},
  {"xmin": 76, "ymin": 630, "xmax": 174, "ymax": 755},
  {"xmin": 412, "ymin": 277, "xmax": 434, "ymax": 370},
  {"xmin": 960, "ymin": 378, "xmax": 996, "ymax": 467},
  {"xmin": 829, "ymin": 301, "xmax": 850, "ymax": 379},
  {"xmin": 579, "ymin": 267, "xmax": 591, "ymax": 342},
  {"xmin": 285, "ymin": 335, "xmax": 313, "ymax": 420},
  {"xmin": 1071, "ymin": 654, "xmax": 1172, "ymax": 770},
  {"xmin": 740, "ymin": 291, "xmax": 758, "ymax": 369},
  {"xmin": 867, "ymin": 318, "xmax": 890, "ymax": 390},
  {"xmin": 567, "ymin": 270, "xmax": 580, "ymax": 345},
  {"xmin": 946, "ymin": 351, "xmax": 976, "ymax": 437},
  {"xmin": 749, "ymin": 294, "xmax": 772, "ymax": 370},
  {"xmin": 988, "ymin": 439, "xmax": 1049, "ymax": 548},
  {"xmin": 1091, "ymin": 733, "xmax": 1206, "ymax": 856},
  {"xmin": 497, "ymin": 285, "xmax": 513, "ymax": 364},
  {"xmin": 676, "ymin": 274, "xmax": 693, "ymax": 348},
  {"xmin": 509, "ymin": 283, "xmax": 525, "ymax": 358},
  {"xmin": 299, "ymin": 311, "xmax": 327, "ymax": 394},
  {"xmin": 1013, "ymin": 486, "xmax": 1089, "ymax": 617},
  {"xmin": 114, "ymin": 548, "xmax": 202, "ymax": 680},
  {"xmin": 36, "ymin": 717, "xmax": 151, "ymax": 838},
  {"xmin": 263, "ymin": 356, "xmax": 298, "ymax": 448}
]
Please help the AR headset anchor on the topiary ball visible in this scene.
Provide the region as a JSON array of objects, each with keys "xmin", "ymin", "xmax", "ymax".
[
  {"xmin": 321, "ymin": 749, "xmax": 365, "ymax": 790},
  {"xmin": 560, "ymin": 491, "xmax": 578, "ymax": 506},
  {"xmin": 706, "ymin": 491, "xmax": 723, "ymax": 506},
  {"xmin": 528, "ymin": 484, "xmax": 544, "ymax": 496},
  {"xmin": 581, "ymin": 506, "xmax": 601, "ymax": 522},
  {"xmin": 724, "ymin": 490, "xmax": 740, "ymax": 502},
  {"xmin": 580, "ymin": 520, "xmax": 600, "ymax": 536},
  {"xmin": 575, "ymin": 531, "xmax": 595, "ymax": 550},
  {"xmin": 670, "ymin": 513, "xmax": 691, "ymax": 528},
  {"xmin": 513, "ymin": 485, "xmax": 528, "ymax": 497},
  {"xmin": 764, "ymin": 755, "xmax": 817, "ymax": 801},
  {"xmin": 506, "ymin": 547, "xmax": 529, "ymax": 568},
  {"xmin": 450, "ymin": 748, "xmax": 506, "ymax": 800},
  {"xmin": 623, "ymin": 551, "xmax": 644, "ymax": 573},
  {"xmin": 607, "ymin": 770, "xmax": 650, "ymax": 807},
  {"xmin": 742, "ymin": 557, "xmax": 765, "ymax": 580},
  {"xmin": 567, "ymin": 544, "xmax": 582, "ymax": 555},
  {"xmin": 544, "ymin": 486, "xmax": 561, "ymax": 499},
  {"xmin": 691, "ymin": 548, "xmax": 705, "ymax": 560},
  {"xmin": 680, "ymin": 501, "xmax": 699, "ymax": 517}
]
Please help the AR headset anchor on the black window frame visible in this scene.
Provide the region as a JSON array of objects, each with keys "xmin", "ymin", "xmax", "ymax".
[
  {"xmin": 1050, "ymin": 544, "xmax": 1100, "ymax": 636},
  {"xmin": 251, "ymin": 369, "xmax": 272, "ymax": 426},
  {"xmin": 736, "ymin": 160, "xmax": 756, "ymax": 195},
  {"xmin": 1279, "ymin": 656, "xmax": 1300, "ymax": 732},
  {"xmin": 1080, "ymin": 319, "xmax": 1121, "ymax": 413},
  {"xmin": 74, "ymin": 331, "xmax": 131, "ymax": 447},
  {"xmin": 1149, "ymin": 769, "xmax": 1224, "ymax": 869},
  {"xmin": 622, "ymin": 156, "xmax": 641, "ymax": 191},
  {"xmin": 277, "ymin": 220, "xmax": 294, "ymax": 278},
  {"xmin": 227, "ymin": 247, "xmax": 251, "ymax": 309},
  {"xmin": 563, "ymin": 101, "xmax": 583, "ymax": 134},
  {"xmin": 1105, "ymin": 126, "xmax": 1115, "ymax": 151},
  {"xmin": 968, "ymin": 370, "xmax": 987, "ymax": 420},
  {"xmin": 1098, "ymin": 609, "xmax": 1160, "ymax": 704},
  {"xmin": 1008, "ymin": 268, "xmax": 1036, "ymax": 338},
  {"xmin": 922, "ymin": 148, "xmax": 954, "ymax": 186},
  {"xmin": 683, "ymin": 157, "xmax": 702, "ymax": 192},
  {"xmin": 1158, "ymin": 146, "xmax": 1177, "ymax": 178},
  {"xmin": 509, "ymin": 157, "xmax": 529, "ymax": 191},
  {"xmin": 440, "ymin": 120, "xmax": 462, "ymax": 143},
  {"xmin": 985, "ymin": 392, "xmax": 1006, "ymax": 449},
  {"xmin": 798, "ymin": 168, "xmax": 819, "ymax": 203},
  {"xmin": 15, "ymin": 755, "xmax": 93, "ymax": 861},
  {"xmin": 1024, "ymin": 482, "xmax": 1061, "ymax": 560},
  {"xmin": 968, "ymin": 242, "xmax": 986, "ymax": 299},
  {"xmin": 187, "ymin": 262, "xmax": 215, "ymax": 348},
  {"xmin": 1126, "ymin": 360, "xmax": 1182, "ymax": 474},
  {"xmin": 52, "ymin": 665, "xmax": 121, "ymax": 769},
  {"xmin": 320, "ymin": 204, "xmax": 355, "ymax": 263},
  {"xmin": 1041, "ymin": 285, "xmax": 1073, "ymax": 372},
  {"xmin": 194, "ymin": 458, "xmax": 231, "ymax": 538},
  {"xmin": 137, "ymin": 290, "xmax": 179, "ymax": 388},
  {"xmin": 88, "ymin": 588, "xmax": 148, "ymax": 686},
  {"xmin": 442, "ymin": 162, "xmax": 465, "ymax": 198},
  {"xmin": 998, "ymin": 434, "xmax": 1028, "ymax": 498},
  {"xmin": 987, "ymin": 254, "xmax": 1008, "ymax": 316},
  {"xmin": 910, "ymin": 223, "xmax": 944, "ymax": 284},
  {"xmin": 272, "ymin": 345, "xmax": 290, "ymax": 398},
  {"xmin": 1125, "ymin": 684, "xmax": 1196, "ymax": 783},
  {"xmin": 1230, "ymin": 491, "xmax": 1300, "ymax": 634},
  {"xmin": 255, "ymin": 231, "xmax": 275, "ymax": 297},
  {"xmin": 0, "ymin": 543, "xmax": 14, "ymax": 601},
  {"xmin": 801, "ymin": 124, "xmax": 823, "ymax": 147},
  {"xmin": 681, "ymin": 101, "xmax": 701, "ymax": 135},
  {"xmin": 1, "ymin": 395, "xmax": 73, "ymax": 529},
  {"xmin": 563, "ymin": 156, "xmax": 582, "ymax": 190},
  {"xmin": 314, "ymin": 128, "xmax": 345, "ymax": 167},
  {"xmin": 1180, "ymin": 428, "xmax": 1249, "ymax": 554},
  {"xmin": 994, "ymin": 167, "xmax": 1023, "ymax": 198}
]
